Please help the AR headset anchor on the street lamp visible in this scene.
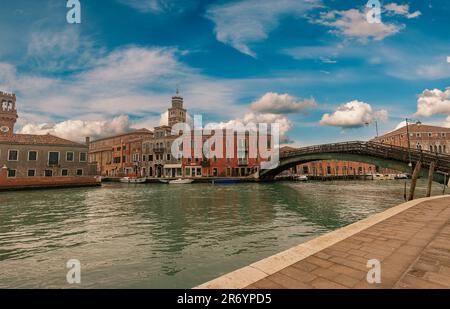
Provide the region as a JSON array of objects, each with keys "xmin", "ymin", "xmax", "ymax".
[{"xmin": 405, "ymin": 118, "xmax": 422, "ymax": 168}]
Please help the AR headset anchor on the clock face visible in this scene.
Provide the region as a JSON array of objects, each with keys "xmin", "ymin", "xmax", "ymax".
[{"xmin": 1, "ymin": 126, "xmax": 10, "ymax": 133}]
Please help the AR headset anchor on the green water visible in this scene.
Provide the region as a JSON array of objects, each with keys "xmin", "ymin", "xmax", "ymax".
[{"xmin": 0, "ymin": 180, "xmax": 444, "ymax": 288}]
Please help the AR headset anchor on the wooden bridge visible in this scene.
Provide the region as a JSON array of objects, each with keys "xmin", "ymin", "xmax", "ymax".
[{"xmin": 260, "ymin": 141, "xmax": 450, "ymax": 187}]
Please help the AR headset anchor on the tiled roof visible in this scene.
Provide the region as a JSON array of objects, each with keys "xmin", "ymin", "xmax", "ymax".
[
  {"xmin": 0, "ymin": 133, "xmax": 87, "ymax": 147},
  {"xmin": 91, "ymin": 128, "xmax": 153, "ymax": 143}
]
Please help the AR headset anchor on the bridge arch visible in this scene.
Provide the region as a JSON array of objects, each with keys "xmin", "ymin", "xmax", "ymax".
[{"xmin": 259, "ymin": 142, "xmax": 450, "ymax": 185}]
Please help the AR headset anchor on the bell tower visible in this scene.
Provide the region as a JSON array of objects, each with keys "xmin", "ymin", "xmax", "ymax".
[
  {"xmin": 0, "ymin": 91, "xmax": 18, "ymax": 136},
  {"xmin": 168, "ymin": 89, "xmax": 187, "ymax": 127}
]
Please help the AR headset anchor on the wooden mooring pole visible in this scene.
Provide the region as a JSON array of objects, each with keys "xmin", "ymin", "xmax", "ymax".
[
  {"xmin": 426, "ymin": 162, "xmax": 435, "ymax": 197},
  {"xmin": 408, "ymin": 161, "xmax": 422, "ymax": 201}
]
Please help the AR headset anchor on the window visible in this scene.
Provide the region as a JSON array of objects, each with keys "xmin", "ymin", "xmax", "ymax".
[
  {"xmin": 123, "ymin": 156, "xmax": 126, "ymax": 163},
  {"xmin": 149, "ymin": 155, "xmax": 153, "ymax": 161},
  {"xmin": 428, "ymin": 133, "xmax": 432, "ymax": 137},
  {"xmin": 142, "ymin": 155, "xmax": 147, "ymax": 162},
  {"xmin": 186, "ymin": 168, "xmax": 191, "ymax": 176},
  {"xmin": 61, "ymin": 169, "xmax": 69, "ymax": 176},
  {"xmin": 27, "ymin": 169, "xmax": 36, "ymax": 177},
  {"xmin": 66, "ymin": 152, "xmax": 74, "ymax": 162},
  {"xmin": 45, "ymin": 170, "xmax": 53, "ymax": 177},
  {"xmin": 79, "ymin": 152, "xmax": 87, "ymax": 162},
  {"xmin": 28, "ymin": 151, "xmax": 38, "ymax": 161},
  {"xmin": 48, "ymin": 152, "xmax": 59, "ymax": 165},
  {"xmin": 8, "ymin": 150, "xmax": 18, "ymax": 161},
  {"xmin": 442, "ymin": 133, "xmax": 446, "ymax": 138},
  {"xmin": 167, "ymin": 154, "xmax": 171, "ymax": 161},
  {"xmin": 113, "ymin": 157, "xmax": 121, "ymax": 163},
  {"xmin": 117, "ymin": 147, "xmax": 121, "ymax": 151},
  {"xmin": 76, "ymin": 169, "xmax": 83, "ymax": 176},
  {"xmin": 8, "ymin": 169, "xmax": 16, "ymax": 177},
  {"xmin": 123, "ymin": 146, "xmax": 127, "ymax": 151}
]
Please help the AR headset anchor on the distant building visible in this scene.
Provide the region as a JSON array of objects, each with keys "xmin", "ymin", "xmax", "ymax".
[
  {"xmin": 372, "ymin": 123, "xmax": 450, "ymax": 154},
  {"xmin": 142, "ymin": 125, "xmax": 181, "ymax": 178},
  {"xmin": 0, "ymin": 91, "xmax": 98, "ymax": 190},
  {"xmin": 89, "ymin": 129, "xmax": 153, "ymax": 176}
]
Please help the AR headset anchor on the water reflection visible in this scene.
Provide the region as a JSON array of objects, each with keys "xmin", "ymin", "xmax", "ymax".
[{"xmin": 0, "ymin": 180, "xmax": 442, "ymax": 288}]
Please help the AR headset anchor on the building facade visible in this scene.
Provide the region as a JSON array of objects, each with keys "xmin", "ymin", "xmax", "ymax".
[
  {"xmin": 0, "ymin": 91, "xmax": 98, "ymax": 189},
  {"xmin": 89, "ymin": 129, "xmax": 153, "ymax": 176},
  {"xmin": 372, "ymin": 123, "xmax": 450, "ymax": 154}
]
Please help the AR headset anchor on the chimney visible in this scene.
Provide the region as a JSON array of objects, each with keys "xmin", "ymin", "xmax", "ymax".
[{"xmin": 85, "ymin": 136, "xmax": 90, "ymax": 146}]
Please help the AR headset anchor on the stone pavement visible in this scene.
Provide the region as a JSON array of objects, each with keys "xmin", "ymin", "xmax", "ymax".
[{"xmin": 197, "ymin": 196, "xmax": 450, "ymax": 289}]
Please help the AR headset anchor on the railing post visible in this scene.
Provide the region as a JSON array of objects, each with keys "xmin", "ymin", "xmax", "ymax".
[
  {"xmin": 426, "ymin": 162, "xmax": 435, "ymax": 197},
  {"xmin": 408, "ymin": 161, "xmax": 422, "ymax": 201}
]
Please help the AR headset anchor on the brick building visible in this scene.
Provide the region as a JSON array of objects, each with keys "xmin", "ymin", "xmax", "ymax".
[
  {"xmin": 0, "ymin": 91, "xmax": 98, "ymax": 189},
  {"xmin": 89, "ymin": 129, "xmax": 153, "ymax": 176}
]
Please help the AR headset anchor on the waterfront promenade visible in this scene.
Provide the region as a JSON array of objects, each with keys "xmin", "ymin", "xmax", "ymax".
[{"xmin": 197, "ymin": 195, "xmax": 450, "ymax": 289}]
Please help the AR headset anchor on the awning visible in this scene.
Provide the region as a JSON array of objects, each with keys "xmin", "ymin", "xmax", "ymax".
[{"xmin": 164, "ymin": 164, "xmax": 182, "ymax": 169}]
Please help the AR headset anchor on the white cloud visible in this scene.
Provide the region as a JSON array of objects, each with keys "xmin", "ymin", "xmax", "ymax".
[
  {"xmin": 320, "ymin": 100, "xmax": 388, "ymax": 128},
  {"xmin": 385, "ymin": 3, "xmax": 421, "ymax": 19},
  {"xmin": 250, "ymin": 92, "xmax": 317, "ymax": 114},
  {"xmin": 316, "ymin": 8, "xmax": 403, "ymax": 42},
  {"xmin": 205, "ymin": 0, "xmax": 321, "ymax": 57},
  {"xmin": 415, "ymin": 87, "xmax": 450, "ymax": 117},
  {"xmin": 27, "ymin": 27, "xmax": 100, "ymax": 73},
  {"xmin": 18, "ymin": 115, "xmax": 133, "ymax": 142}
]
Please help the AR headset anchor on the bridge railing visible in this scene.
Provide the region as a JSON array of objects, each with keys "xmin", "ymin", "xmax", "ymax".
[{"xmin": 280, "ymin": 141, "xmax": 450, "ymax": 173}]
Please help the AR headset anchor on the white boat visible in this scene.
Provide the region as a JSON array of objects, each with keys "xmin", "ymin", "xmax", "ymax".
[
  {"xmin": 169, "ymin": 178, "xmax": 194, "ymax": 184},
  {"xmin": 373, "ymin": 174, "xmax": 396, "ymax": 180},
  {"xmin": 159, "ymin": 179, "xmax": 170, "ymax": 184},
  {"xmin": 294, "ymin": 175, "xmax": 308, "ymax": 181},
  {"xmin": 395, "ymin": 173, "xmax": 409, "ymax": 180},
  {"xmin": 120, "ymin": 177, "xmax": 147, "ymax": 183}
]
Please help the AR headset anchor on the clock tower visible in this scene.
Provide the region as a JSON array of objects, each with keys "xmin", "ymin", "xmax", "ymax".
[{"xmin": 0, "ymin": 91, "xmax": 18, "ymax": 136}]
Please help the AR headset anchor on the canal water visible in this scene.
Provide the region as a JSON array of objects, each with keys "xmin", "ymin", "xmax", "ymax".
[{"xmin": 0, "ymin": 180, "xmax": 445, "ymax": 288}]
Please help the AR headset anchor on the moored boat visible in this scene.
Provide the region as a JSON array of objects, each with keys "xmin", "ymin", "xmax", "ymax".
[
  {"xmin": 169, "ymin": 178, "xmax": 194, "ymax": 184},
  {"xmin": 120, "ymin": 177, "xmax": 147, "ymax": 183}
]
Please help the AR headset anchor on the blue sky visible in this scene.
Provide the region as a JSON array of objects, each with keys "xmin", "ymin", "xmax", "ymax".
[{"xmin": 0, "ymin": 0, "xmax": 449, "ymax": 144}]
